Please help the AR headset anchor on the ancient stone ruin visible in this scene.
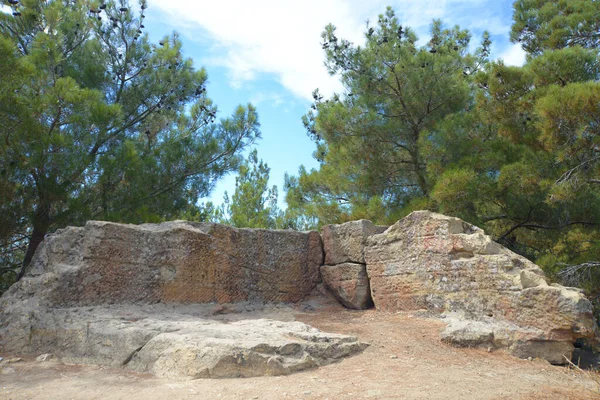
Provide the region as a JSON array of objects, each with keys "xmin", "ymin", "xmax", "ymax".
[
  {"xmin": 320, "ymin": 220, "xmax": 387, "ymax": 309},
  {"xmin": 0, "ymin": 211, "xmax": 596, "ymax": 378},
  {"xmin": 363, "ymin": 212, "xmax": 596, "ymax": 364}
]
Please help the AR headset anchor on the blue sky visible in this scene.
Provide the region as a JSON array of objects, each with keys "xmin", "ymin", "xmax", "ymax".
[{"xmin": 143, "ymin": 0, "xmax": 526, "ymax": 207}]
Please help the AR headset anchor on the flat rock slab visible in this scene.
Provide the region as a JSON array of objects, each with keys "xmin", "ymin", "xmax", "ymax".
[{"xmin": 1, "ymin": 304, "xmax": 368, "ymax": 379}]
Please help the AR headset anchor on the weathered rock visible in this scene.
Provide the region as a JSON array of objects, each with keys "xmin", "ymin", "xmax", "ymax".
[
  {"xmin": 13, "ymin": 220, "xmax": 323, "ymax": 307},
  {"xmin": 320, "ymin": 263, "xmax": 373, "ymax": 310},
  {"xmin": 509, "ymin": 340, "xmax": 575, "ymax": 365},
  {"xmin": 2, "ymin": 212, "xmax": 595, "ymax": 370},
  {"xmin": 571, "ymin": 347, "xmax": 600, "ymax": 369},
  {"xmin": 35, "ymin": 354, "xmax": 53, "ymax": 362},
  {"xmin": 365, "ymin": 210, "xmax": 596, "ymax": 363},
  {"xmin": 2, "ymin": 357, "xmax": 22, "ymax": 363},
  {"xmin": 319, "ymin": 220, "xmax": 384, "ymax": 310},
  {"xmin": 0, "ymin": 305, "xmax": 368, "ymax": 379},
  {"xmin": 321, "ymin": 220, "xmax": 387, "ymax": 265},
  {"xmin": 440, "ymin": 317, "xmax": 497, "ymax": 347},
  {"xmin": 440, "ymin": 313, "xmax": 575, "ymax": 364},
  {"xmin": 0, "ymin": 220, "xmax": 373, "ymax": 378}
]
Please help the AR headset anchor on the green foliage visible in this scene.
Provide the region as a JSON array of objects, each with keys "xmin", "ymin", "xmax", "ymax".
[
  {"xmin": 285, "ymin": 3, "xmax": 600, "ymax": 305},
  {"xmin": 3, "ymin": 0, "xmax": 600, "ymax": 307},
  {"xmin": 286, "ymin": 9, "xmax": 490, "ymax": 227},
  {"xmin": 209, "ymin": 150, "xmax": 279, "ymax": 229},
  {"xmin": 511, "ymin": 0, "xmax": 600, "ymax": 55},
  {"xmin": 434, "ymin": 1, "xmax": 600, "ymax": 301},
  {"xmin": 282, "ymin": 166, "xmax": 348, "ymax": 229},
  {"xmin": 431, "ymin": 168, "xmax": 481, "ymax": 222},
  {"xmin": 0, "ymin": 0, "xmax": 260, "ymax": 282},
  {"xmin": 432, "ymin": 56, "xmax": 600, "ymax": 263}
]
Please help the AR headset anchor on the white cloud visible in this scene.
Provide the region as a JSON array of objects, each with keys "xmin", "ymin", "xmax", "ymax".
[
  {"xmin": 152, "ymin": 0, "xmax": 375, "ymax": 100},
  {"xmin": 249, "ymin": 91, "xmax": 293, "ymax": 109},
  {"xmin": 151, "ymin": 0, "xmax": 518, "ymax": 100},
  {"xmin": 499, "ymin": 43, "xmax": 527, "ymax": 66}
]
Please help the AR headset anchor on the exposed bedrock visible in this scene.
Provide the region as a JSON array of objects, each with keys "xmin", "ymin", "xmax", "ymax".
[
  {"xmin": 363, "ymin": 211, "xmax": 596, "ymax": 363},
  {"xmin": 0, "ymin": 212, "xmax": 596, "ymax": 373},
  {"xmin": 16, "ymin": 220, "xmax": 323, "ymax": 306},
  {"xmin": 0, "ymin": 304, "xmax": 367, "ymax": 379},
  {"xmin": 320, "ymin": 263, "xmax": 373, "ymax": 310},
  {"xmin": 321, "ymin": 219, "xmax": 387, "ymax": 265},
  {"xmin": 0, "ymin": 221, "xmax": 365, "ymax": 379}
]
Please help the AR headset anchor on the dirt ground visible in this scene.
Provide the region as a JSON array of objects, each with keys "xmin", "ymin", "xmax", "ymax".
[{"xmin": 1, "ymin": 306, "xmax": 599, "ymax": 400}]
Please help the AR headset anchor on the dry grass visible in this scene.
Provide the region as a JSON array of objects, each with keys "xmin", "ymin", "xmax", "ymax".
[{"xmin": 563, "ymin": 355, "xmax": 600, "ymax": 396}]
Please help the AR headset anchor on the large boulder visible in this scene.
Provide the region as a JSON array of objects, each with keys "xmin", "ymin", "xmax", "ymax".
[
  {"xmin": 321, "ymin": 220, "xmax": 386, "ymax": 265},
  {"xmin": 320, "ymin": 263, "xmax": 373, "ymax": 310},
  {"xmin": 13, "ymin": 220, "xmax": 323, "ymax": 307},
  {"xmin": 439, "ymin": 314, "xmax": 578, "ymax": 365},
  {"xmin": 365, "ymin": 210, "xmax": 596, "ymax": 363},
  {"xmin": 319, "ymin": 220, "xmax": 384, "ymax": 310}
]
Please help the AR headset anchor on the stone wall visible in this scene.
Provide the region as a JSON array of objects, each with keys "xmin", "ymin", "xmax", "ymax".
[
  {"xmin": 321, "ymin": 211, "xmax": 597, "ymax": 364},
  {"xmin": 20, "ymin": 220, "xmax": 322, "ymax": 307},
  {"xmin": 0, "ymin": 211, "xmax": 597, "ymax": 367}
]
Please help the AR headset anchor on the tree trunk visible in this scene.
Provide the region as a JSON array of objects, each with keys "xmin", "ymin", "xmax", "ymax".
[
  {"xmin": 409, "ymin": 126, "xmax": 429, "ymax": 197},
  {"xmin": 415, "ymin": 168, "xmax": 429, "ymax": 197},
  {"xmin": 409, "ymin": 148, "xmax": 429, "ymax": 196},
  {"xmin": 16, "ymin": 207, "xmax": 50, "ymax": 281}
]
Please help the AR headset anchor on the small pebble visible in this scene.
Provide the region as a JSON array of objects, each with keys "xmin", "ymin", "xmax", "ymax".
[{"xmin": 36, "ymin": 353, "xmax": 53, "ymax": 362}]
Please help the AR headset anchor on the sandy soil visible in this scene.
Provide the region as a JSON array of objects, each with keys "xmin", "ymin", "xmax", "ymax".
[{"xmin": 1, "ymin": 305, "xmax": 599, "ymax": 400}]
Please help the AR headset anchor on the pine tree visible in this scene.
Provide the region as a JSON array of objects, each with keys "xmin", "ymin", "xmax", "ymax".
[
  {"xmin": 286, "ymin": 8, "xmax": 489, "ymax": 225},
  {"xmin": 212, "ymin": 150, "xmax": 279, "ymax": 229},
  {"xmin": 511, "ymin": 0, "xmax": 600, "ymax": 55},
  {"xmin": 0, "ymin": 0, "xmax": 260, "ymax": 281}
]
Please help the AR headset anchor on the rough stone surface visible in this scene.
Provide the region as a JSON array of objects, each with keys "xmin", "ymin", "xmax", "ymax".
[
  {"xmin": 0, "ymin": 304, "xmax": 367, "ymax": 379},
  {"xmin": 440, "ymin": 313, "xmax": 575, "ymax": 364},
  {"xmin": 365, "ymin": 210, "xmax": 597, "ymax": 363},
  {"xmin": 0, "ymin": 220, "xmax": 372, "ymax": 379},
  {"xmin": 35, "ymin": 353, "xmax": 53, "ymax": 362},
  {"xmin": 321, "ymin": 220, "xmax": 387, "ymax": 265},
  {"xmin": 1, "ymin": 213, "xmax": 597, "ymax": 372},
  {"xmin": 13, "ymin": 220, "xmax": 323, "ymax": 307},
  {"xmin": 320, "ymin": 263, "xmax": 373, "ymax": 310}
]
